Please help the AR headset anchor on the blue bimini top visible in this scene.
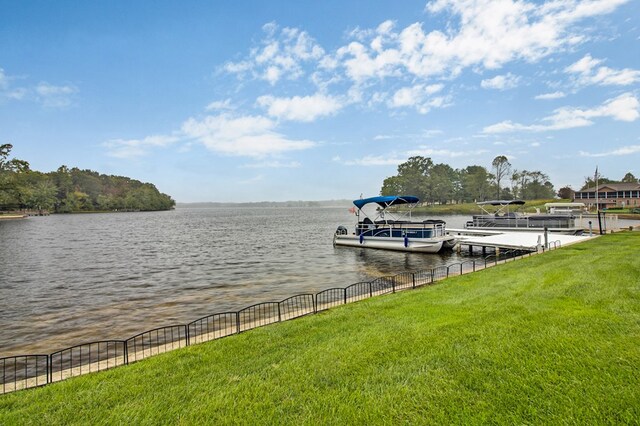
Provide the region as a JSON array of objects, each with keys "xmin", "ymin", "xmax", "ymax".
[{"xmin": 353, "ymin": 195, "xmax": 420, "ymax": 210}]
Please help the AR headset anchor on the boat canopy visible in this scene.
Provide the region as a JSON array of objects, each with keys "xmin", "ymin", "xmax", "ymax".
[
  {"xmin": 353, "ymin": 195, "xmax": 419, "ymax": 210},
  {"xmin": 477, "ymin": 200, "xmax": 525, "ymax": 206},
  {"xmin": 544, "ymin": 202, "xmax": 585, "ymax": 208}
]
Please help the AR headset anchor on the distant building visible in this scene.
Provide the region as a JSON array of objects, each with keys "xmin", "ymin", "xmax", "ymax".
[{"xmin": 574, "ymin": 183, "xmax": 640, "ymax": 210}]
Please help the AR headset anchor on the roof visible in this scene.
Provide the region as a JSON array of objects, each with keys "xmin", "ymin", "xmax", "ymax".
[
  {"xmin": 578, "ymin": 183, "xmax": 640, "ymax": 192},
  {"xmin": 476, "ymin": 200, "xmax": 526, "ymax": 206},
  {"xmin": 353, "ymin": 195, "xmax": 419, "ymax": 209}
]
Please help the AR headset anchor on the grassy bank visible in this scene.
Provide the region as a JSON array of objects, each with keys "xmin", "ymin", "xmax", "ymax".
[{"xmin": 1, "ymin": 233, "xmax": 639, "ymax": 424}]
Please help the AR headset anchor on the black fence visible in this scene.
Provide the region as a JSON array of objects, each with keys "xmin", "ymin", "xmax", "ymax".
[{"xmin": 0, "ymin": 248, "xmax": 541, "ymax": 394}]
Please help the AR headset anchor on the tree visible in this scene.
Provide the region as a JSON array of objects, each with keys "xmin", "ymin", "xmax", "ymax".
[
  {"xmin": 459, "ymin": 165, "xmax": 491, "ymax": 202},
  {"xmin": 492, "ymin": 155, "xmax": 511, "ymax": 199},
  {"xmin": 520, "ymin": 171, "xmax": 555, "ymax": 199},
  {"xmin": 557, "ymin": 186, "xmax": 575, "ymax": 200},
  {"xmin": 427, "ymin": 163, "xmax": 457, "ymax": 204},
  {"xmin": 621, "ymin": 172, "xmax": 637, "ymax": 183},
  {"xmin": 581, "ymin": 175, "xmax": 615, "ymax": 190},
  {"xmin": 380, "ymin": 176, "xmax": 403, "ymax": 197},
  {"xmin": 380, "ymin": 156, "xmax": 433, "ymax": 201},
  {"xmin": 0, "ymin": 144, "xmax": 30, "ymax": 210}
]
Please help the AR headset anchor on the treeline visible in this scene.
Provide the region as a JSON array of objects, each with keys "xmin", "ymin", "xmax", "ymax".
[
  {"xmin": 380, "ymin": 155, "xmax": 556, "ymax": 204},
  {"xmin": 0, "ymin": 144, "xmax": 175, "ymax": 212}
]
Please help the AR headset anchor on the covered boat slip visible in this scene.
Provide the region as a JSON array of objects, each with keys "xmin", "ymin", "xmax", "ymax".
[{"xmin": 465, "ymin": 199, "xmax": 585, "ymax": 234}]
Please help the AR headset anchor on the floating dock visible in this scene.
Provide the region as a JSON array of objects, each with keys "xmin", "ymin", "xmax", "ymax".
[{"xmin": 448, "ymin": 228, "xmax": 595, "ymax": 253}]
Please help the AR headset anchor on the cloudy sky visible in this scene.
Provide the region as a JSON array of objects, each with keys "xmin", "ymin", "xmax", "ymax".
[{"xmin": 1, "ymin": 0, "xmax": 639, "ymax": 202}]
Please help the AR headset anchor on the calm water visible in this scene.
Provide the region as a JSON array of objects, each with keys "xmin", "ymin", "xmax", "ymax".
[{"xmin": 0, "ymin": 207, "xmax": 474, "ymax": 356}]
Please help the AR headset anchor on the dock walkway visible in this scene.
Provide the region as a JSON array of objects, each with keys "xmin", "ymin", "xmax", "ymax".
[{"xmin": 448, "ymin": 228, "xmax": 595, "ymax": 252}]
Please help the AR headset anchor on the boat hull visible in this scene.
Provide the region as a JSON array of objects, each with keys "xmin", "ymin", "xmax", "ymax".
[{"xmin": 334, "ymin": 234, "xmax": 455, "ymax": 253}]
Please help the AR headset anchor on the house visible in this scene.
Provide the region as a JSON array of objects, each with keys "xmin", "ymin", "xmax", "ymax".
[{"xmin": 574, "ymin": 183, "xmax": 640, "ymax": 210}]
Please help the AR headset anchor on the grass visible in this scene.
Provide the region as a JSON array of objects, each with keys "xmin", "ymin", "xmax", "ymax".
[{"xmin": 1, "ymin": 232, "xmax": 640, "ymax": 424}]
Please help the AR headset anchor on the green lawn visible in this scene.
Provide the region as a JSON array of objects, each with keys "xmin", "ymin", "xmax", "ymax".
[{"xmin": 1, "ymin": 232, "xmax": 639, "ymax": 424}]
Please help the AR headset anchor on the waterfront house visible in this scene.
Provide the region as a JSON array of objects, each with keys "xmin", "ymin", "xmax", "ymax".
[{"xmin": 574, "ymin": 183, "xmax": 640, "ymax": 210}]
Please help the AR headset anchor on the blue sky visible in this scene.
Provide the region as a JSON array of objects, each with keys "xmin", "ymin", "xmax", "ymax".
[{"xmin": 1, "ymin": 0, "xmax": 639, "ymax": 202}]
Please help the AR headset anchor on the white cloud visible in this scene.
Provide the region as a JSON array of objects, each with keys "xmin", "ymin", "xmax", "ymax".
[
  {"xmin": 534, "ymin": 91, "xmax": 566, "ymax": 100},
  {"xmin": 483, "ymin": 92, "xmax": 640, "ymax": 133},
  {"xmin": 181, "ymin": 113, "xmax": 315, "ymax": 157},
  {"xmin": 35, "ymin": 82, "xmax": 78, "ymax": 108},
  {"xmin": 565, "ymin": 54, "xmax": 640, "ymax": 86},
  {"xmin": 406, "ymin": 147, "xmax": 489, "ymax": 158},
  {"xmin": 481, "ymin": 73, "xmax": 520, "ymax": 90},
  {"xmin": 388, "ymin": 84, "xmax": 448, "ymax": 113},
  {"xmin": 334, "ymin": 154, "xmax": 406, "ymax": 166},
  {"xmin": 335, "ymin": 145, "xmax": 489, "ymax": 167},
  {"xmin": 373, "ymin": 129, "xmax": 444, "ymax": 141},
  {"xmin": 205, "ymin": 99, "xmax": 235, "ymax": 111},
  {"xmin": 579, "ymin": 145, "xmax": 640, "ymax": 157},
  {"xmin": 256, "ymin": 93, "xmax": 343, "ymax": 122},
  {"xmin": 0, "ymin": 68, "xmax": 8, "ymax": 90},
  {"xmin": 239, "ymin": 174, "xmax": 265, "ymax": 184},
  {"xmin": 104, "ymin": 135, "xmax": 180, "ymax": 158},
  {"xmin": 333, "ymin": 0, "xmax": 629, "ymax": 83},
  {"xmin": 225, "ymin": 23, "xmax": 325, "ymax": 85},
  {"xmin": 241, "ymin": 161, "xmax": 301, "ymax": 168},
  {"xmin": 221, "ymin": 1, "xmax": 629, "ymax": 118}
]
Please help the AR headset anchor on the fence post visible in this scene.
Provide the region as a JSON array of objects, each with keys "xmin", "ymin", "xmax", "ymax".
[
  {"xmin": 277, "ymin": 303, "xmax": 282, "ymax": 322},
  {"xmin": 392, "ymin": 276, "xmax": 396, "ymax": 293},
  {"xmin": 473, "ymin": 260, "xmax": 476, "ymax": 272},
  {"xmin": 236, "ymin": 311, "xmax": 241, "ymax": 334},
  {"xmin": 430, "ymin": 268, "xmax": 434, "ymax": 284},
  {"xmin": 48, "ymin": 354, "xmax": 52, "ymax": 384},
  {"xmin": 313, "ymin": 294, "xmax": 317, "ymax": 314},
  {"xmin": 412, "ymin": 273, "xmax": 416, "ymax": 289},
  {"xmin": 369, "ymin": 282, "xmax": 373, "ymax": 298},
  {"xmin": 459, "ymin": 263, "xmax": 462, "ymax": 275},
  {"xmin": 343, "ymin": 288, "xmax": 347, "ymax": 305}
]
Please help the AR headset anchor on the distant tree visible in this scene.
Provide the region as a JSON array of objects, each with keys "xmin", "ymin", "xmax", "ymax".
[
  {"xmin": 621, "ymin": 172, "xmax": 637, "ymax": 183},
  {"xmin": 521, "ymin": 171, "xmax": 555, "ymax": 199},
  {"xmin": 0, "ymin": 144, "xmax": 30, "ymax": 173},
  {"xmin": 0, "ymin": 144, "xmax": 30, "ymax": 210},
  {"xmin": 380, "ymin": 176, "xmax": 403, "ymax": 197},
  {"xmin": 427, "ymin": 163, "xmax": 457, "ymax": 204},
  {"xmin": 581, "ymin": 175, "xmax": 615, "ymax": 190},
  {"xmin": 380, "ymin": 156, "xmax": 433, "ymax": 201},
  {"xmin": 459, "ymin": 165, "xmax": 492, "ymax": 202},
  {"xmin": 557, "ymin": 186, "xmax": 575, "ymax": 200},
  {"xmin": 492, "ymin": 155, "xmax": 511, "ymax": 199}
]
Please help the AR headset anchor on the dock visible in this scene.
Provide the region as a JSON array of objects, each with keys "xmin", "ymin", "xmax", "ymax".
[{"xmin": 448, "ymin": 228, "xmax": 595, "ymax": 253}]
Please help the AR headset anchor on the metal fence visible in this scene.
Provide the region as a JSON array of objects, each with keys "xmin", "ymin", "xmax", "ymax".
[{"xmin": 0, "ymin": 247, "xmax": 541, "ymax": 395}]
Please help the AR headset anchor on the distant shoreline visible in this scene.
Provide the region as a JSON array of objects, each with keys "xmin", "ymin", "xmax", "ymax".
[{"xmin": 0, "ymin": 214, "xmax": 28, "ymax": 220}]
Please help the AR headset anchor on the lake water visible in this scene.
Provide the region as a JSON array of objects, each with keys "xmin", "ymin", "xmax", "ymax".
[{"xmin": 0, "ymin": 207, "xmax": 474, "ymax": 357}]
